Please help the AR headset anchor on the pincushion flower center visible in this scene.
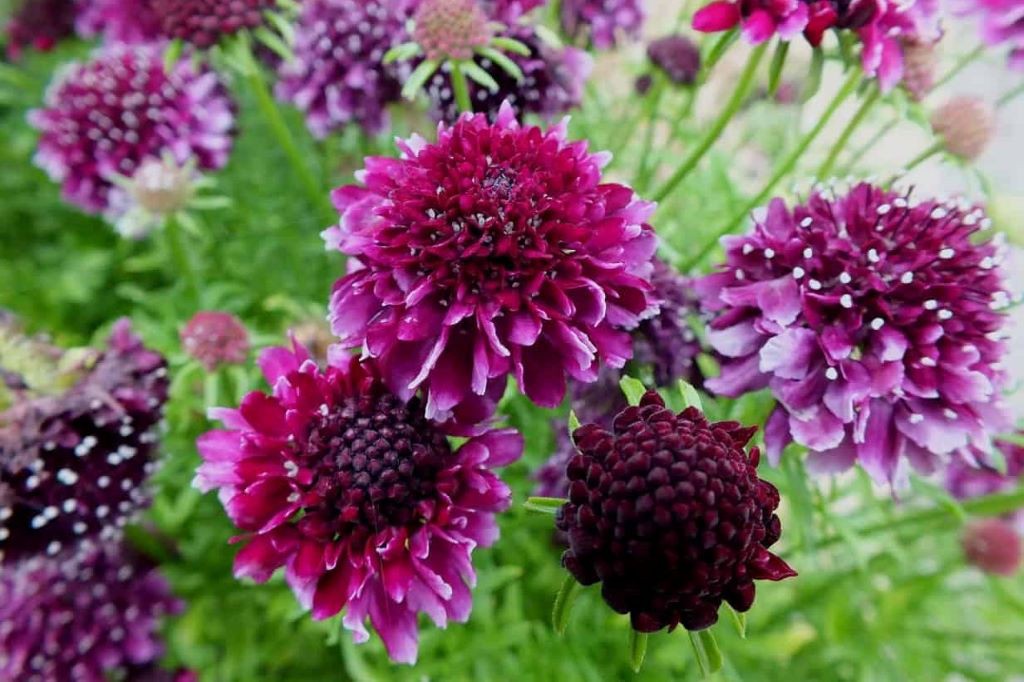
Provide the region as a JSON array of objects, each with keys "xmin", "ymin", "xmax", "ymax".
[{"xmin": 299, "ymin": 393, "xmax": 453, "ymax": 534}]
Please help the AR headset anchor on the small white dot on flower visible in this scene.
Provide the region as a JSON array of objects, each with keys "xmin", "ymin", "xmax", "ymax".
[
  {"xmin": 46, "ymin": 541, "xmax": 61, "ymax": 556},
  {"xmin": 793, "ymin": 267, "xmax": 806, "ymax": 280},
  {"xmin": 825, "ymin": 367, "xmax": 839, "ymax": 381},
  {"xmin": 924, "ymin": 300, "xmax": 938, "ymax": 310},
  {"xmin": 900, "ymin": 272, "xmax": 914, "ymax": 284},
  {"xmin": 800, "ymin": 217, "xmax": 813, "ymax": 228},
  {"xmin": 939, "ymin": 248, "xmax": 955, "ymax": 259},
  {"xmin": 735, "ymin": 270, "xmax": 746, "ymax": 280},
  {"xmin": 25, "ymin": 475, "xmax": 40, "ymax": 490},
  {"xmin": 43, "ymin": 506, "xmax": 58, "ymax": 520},
  {"xmin": 809, "ymin": 279, "xmax": 822, "ymax": 291},
  {"xmin": 871, "ymin": 318, "xmax": 885, "ymax": 330},
  {"xmin": 0, "ymin": 529, "xmax": 8, "ymax": 540},
  {"xmin": 97, "ymin": 476, "xmax": 110, "ymax": 489},
  {"xmin": 119, "ymin": 425, "xmax": 133, "ymax": 437},
  {"xmin": 877, "ymin": 204, "xmax": 891, "ymax": 215},
  {"xmin": 909, "ymin": 413, "xmax": 925, "ymax": 424},
  {"xmin": 742, "ymin": 244, "xmax": 754, "ymax": 255},
  {"xmin": 920, "ymin": 357, "xmax": 937, "ymax": 367},
  {"xmin": 319, "ymin": 404, "xmax": 329, "ymax": 416},
  {"xmin": 840, "ymin": 294, "xmax": 853, "ymax": 308},
  {"xmin": 980, "ymin": 257, "xmax": 994, "ymax": 269},
  {"xmin": 980, "ymin": 218, "xmax": 992, "ymax": 229},
  {"xmin": 803, "ymin": 247, "xmax": 813, "ymax": 259},
  {"xmin": 0, "ymin": 508, "xmax": 11, "ymax": 521},
  {"xmin": 764, "ymin": 248, "xmax": 776, "ymax": 259},
  {"xmin": 867, "ymin": 249, "xmax": 880, "ymax": 263},
  {"xmin": 943, "ymin": 409, "xmax": 958, "ymax": 420},
  {"xmin": 57, "ymin": 468, "xmax": 79, "ymax": 485},
  {"xmin": 73, "ymin": 522, "xmax": 87, "ymax": 535},
  {"xmin": 63, "ymin": 499, "xmax": 77, "ymax": 513},
  {"xmin": 931, "ymin": 207, "xmax": 948, "ymax": 220},
  {"xmin": 31, "ymin": 515, "xmax": 47, "ymax": 529},
  {"xmin": 95, "ymin": 506, "xmax": 109, "ymax": 519},
  {"xmin": 839, "ymin": 272, "xmax": 852, "ymax": 284},
  {"xmin": 938, "ymin": 310, "xmax": 953, "ymax": 320}
]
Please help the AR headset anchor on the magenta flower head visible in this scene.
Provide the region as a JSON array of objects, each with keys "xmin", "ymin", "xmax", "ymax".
[
  {"xmin": 150, "ymin": 0, "xmax": 275, "ymax": 48},
  {"xmin": 0, "ymin": 320, "xmax": 168, "ymax": 565},
  {"xmin": 427, "ymin": 26, "xmax": 592, "ymax": 124},
  {"xmin": 275, "ymin": 0, "xmax": 412, "ymax": 138},
  {"xmin": 29, "ymin": 44, "xmax": 235, "ymax": 215},
  {"xmin": 557, "ymin": 390, "xmax": 796, "ymax": 632},
  {"xmin": 194, "ymin": 340, "xmax": 523, "ymax": 663},
  {"xmin": 561, "ymin": 0, "xmax": 645, "ymax": 49},
  {"xmin": 954, "ymin": 0, "xmax": 1024, "ymax": 70},
  {"xmin": 180, "ymin": 311, "xmax": 250, "ymax": 372},
  {"xmin": 0, "ymin": 543, "xmax": 181, "ymax": 682},
  {"xmin": 698, "ymin": 183, "xmax": 1012, "ymax": 486},
  {"xmin": 692, "ymin": 0, "xmax": 809, "ymax": 45},
  {"xmin": 5, "ymin": 0, "xmax": 78, "ymax": 60},
  {"xmin": 323, "ymin": 102, "xmax": 659, "ymax": 421},
  {"xmin": 76, "ymin": 0, "xmax": 163, "ymax": 45}
]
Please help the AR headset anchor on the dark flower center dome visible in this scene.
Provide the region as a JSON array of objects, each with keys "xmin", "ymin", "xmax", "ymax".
[{"xmin": 298, "ymin": 392, "xmax": 453, "ymax": 533}]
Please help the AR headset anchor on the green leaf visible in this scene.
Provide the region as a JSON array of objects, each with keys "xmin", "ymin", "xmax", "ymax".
[
  {"xmin": 619, "ymin": 376, "xmax": 646, "ymax": 406},
  {"xmin": 264, "ymin": 11, "xmax": 296, "ymax": 46},
  {"xmin": 254, "ymin": 26, "xmax": 293, "ymax": 62},
  {"xmin": 163, "ymin": 39, "xmax": 184, "ymax": 73},
  {"xmin": 688, "ymin": 629, "xmax": 724, "ymax": 678},
  {"xmin": 477, "ymin": 46, "xmax": 525, "ymax": 83},
  {"xmin": 768, "ymin": 40, "xmax": 789, "ymax": 97},
  {"xmin": 462, "ymin": 60, "xmax": 502, "ymax": 92},
  {"xmin": 677, "ymin": 380, "xmax": 703, "ymax": 411},
  {"xmin": 552, "ymin": 573, "xmax": 582, "ymax": 635},
  {"xmin": 803, "ymin": 48, "xmax": 825, "ymax": 103},
  {"xmin": 568, "ymin": 410, "xmax": 581, "ymax": 440},
  {"xmin": 524, "ymin": 496, "xmax": 567, "ymax": 514},
  {"xmin": 401, "ymin": 59, "xmax": 439, "ymax": 101},
  {"xmin": 629, "ymin": 630, "xmax": 648, "ymax": 673},
  {"xmin": 725, "ymin": 604, "xmax": 747, "ymax": 639}
]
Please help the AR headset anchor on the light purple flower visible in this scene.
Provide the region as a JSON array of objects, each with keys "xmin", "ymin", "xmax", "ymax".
[
  {"xmin": 323, "ymin": 102, "xmax": 659, "ymax": 421},
  {"xmin": 954, "ymin": 0, "xmax": 1024, "ymax": 70},
  {"xmin": 195, "ymin": 342, "xmax": 522, "ymax": 663},
  {"xmin": 75, "ymin": 0, "xmax": 162, "ymax": 45},
  {"xmin": 275, "ymin": 0, "xmax": 412, "ymax": 138},
  {"xmin": 0, "ymin": 543, "xmax": 181, "ymax": 682},
  {"xmin": 698, "ymin": 183, "xmax": 1012, "ymax": 486},
  {"xmin": 30, "ymin": 44, "xmax": 235, "ymax": 214},
  {"xmin": 561, "ymin": 0, "xmax": 645, "ymax": 49},
  {"xmin": 946, "ymin": 436, "xmax": 1024, "ymax": 532}
]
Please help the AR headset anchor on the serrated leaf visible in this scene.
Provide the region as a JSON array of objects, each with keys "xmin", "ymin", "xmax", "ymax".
[
  {"xmin": 629, "ymin": 630, "xmax": 648, "ymax": 673},
  {"xmin": 688, "ymin": 629, "xmax": 723, "ymax": 678},
  {"xmin": 677, "ymin": 380, "xmax": 703, "ymax": 411},
  {"xmin": 552, "ymin": 573, "xmax": 582, "ymax": 635},
  {"xmin": 524, "ymin": 497, "xmax": 567, "ymax": 514},
  {"xmin": 619, "ymin": 376, "xmax": 646, "ymax": 406}
]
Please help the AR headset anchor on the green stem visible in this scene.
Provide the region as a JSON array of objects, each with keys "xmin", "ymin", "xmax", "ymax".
[
  {"xmin": 931, "ymin": 45, "xmax": 985, "ymax": 95},
  {"xmin": 450, "ymin": 62, "xmax": 472, "ymax": 114},
  {"xmin": 839, "ymin": 115, "xmax": 897, "ymax": 176},
  {"xmin": 164, "ymin": 216, "xmax": 198, "ymax": 302},
  {"xmin": 997, "ymin": 81, "xmax": 1024, "ymax": 108},
  {"xmin": 633, "ymin": 77, "xmax": 667, "ymax": 192},
  {"xmin": 652, "ymin": 42, "xmax": 768, "ymax": 204},
  {"xmin": 902, "ymin": 141, "xmax": 943, "ymax": 173},
  {"xmin": 684, "ymin": 68, "xmax": 862, "ymax": 271},
  {"xmin": 243, "ymin": 59, "xmax": 333, "ymax": 226},
  {"xmin": 816, "ymin": 84, "xmax": 881, "ymax": 178}
]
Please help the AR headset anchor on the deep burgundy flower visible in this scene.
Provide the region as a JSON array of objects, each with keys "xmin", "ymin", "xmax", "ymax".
[
  {"xmin": 29, "ymin": 44, "xmax": 235, "ymax": 214},
  {"xmin": 275, "ymin": 0, "xmax": 411, "ymax": 138},
  {"xmin": 561, "ymin": 0, "xmax": 644, "ymax": 48},
  {"xmin": 150, "ymin": 0, "xmax": 275, "ymax": 48},
  {"xmin": 323, "ymin": 103, "xmax": 659, "ymax": 421},
  {"xmin": 961, "ymin": 518, "xmax": 1022, "ymax": 575},
  {"xmin": 76, "ymin": 0, "xmax": 163, "ymax": 45},
  {"xmin": 0, "ymin": 543, "xmax": 182, "ymax": 682},
  {"xmin": 6, "ymin": 0, "xmax": 79, "ymax": 60},
  {"xmin": 180, "ymin": 311, "xmax": 250, "ymax": 371},
  {"xmin": 694, "ymin": 0, "xmax": 941, "ymax": 90},
  {"xmin": 195, "ymin": 341, "xmax": 522, "ymax": 663},
  {"xmin": 647, "ymin": 35, "xmax": 702, "ymax": 86},
  {"xmin": 427, "ymin": 26, "xmax": 592, "ymax": 124},
  {"xmin": 697, "ymin": 183, "xmax": 1012, "ymax": 485},
  {"xmin": 0, "ymin": 320, "xmax": 168, "ymax": 565},
  {"xmin": 954, "ymin": 0, "xmax": 1024, "ymax": 70},
  {"xmin": 557, "ymin": 390, "xmax": 795, "ymax": 632}
]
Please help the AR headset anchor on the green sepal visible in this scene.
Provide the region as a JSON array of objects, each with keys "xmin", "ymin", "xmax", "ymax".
[
  {"xmin": 477, "ymin": 46, "xmax": 526, "ymax": 83},
  {"xmin": 619, "ymin": 376, "xmax": 646, "ymax": 406},
  {"xmin": 401, "ymin": 59, "xmax": 440, "ymax": 101},
  {"xmin": 629, "ymin": 631, "xmax": 648, "ymax": 673}
]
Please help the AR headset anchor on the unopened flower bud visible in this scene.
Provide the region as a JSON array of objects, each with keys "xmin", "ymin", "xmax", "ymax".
[
  {"xmin": 962, "ymin": 519, "xmax": 1022, "ymax": 576},
  {"xmin": 647, "ymin": 35, "xmax": 701, "ymax": 86},
  {"xmin": 901, "ymin": 39, "xmax": 939, "ymax": 101},
  {"xmin": 931, "ymin": 96, "xmax": 996, "ymax": 162}
]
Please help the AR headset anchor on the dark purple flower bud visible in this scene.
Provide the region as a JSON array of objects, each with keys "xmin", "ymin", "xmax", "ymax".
[
  {"xmin": 180, "ymin": 311, "xmax": 249, "ymax": 371},
  {"xmin": 646, "ymin": 34, "xmax": 701, "ymax": 85},
  {"xmin": 150, "ymin": 0, "xmax": 275, "ymax": 48},
  {"xmin": 5, "ymin": 0, "xmax": 78, "ymax": 60}
]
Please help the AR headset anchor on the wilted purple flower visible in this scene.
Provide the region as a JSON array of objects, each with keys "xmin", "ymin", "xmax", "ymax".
[
  {"xmin": 180, "ymin": 311, "xmax": 249, "ymax": 371},
  {"xmin": 195, "ymin": 342, "xmax": 521, "ymax": 663},
  {"xmin": 558, "ymin": 391, "xmax": 796, "ymax": 632},
  {"xmin": 275, "ymin": 0, "xmax": 411, "ymax": 138},
  {"xmin": 954, "ymin": 0, "xmax": 1024, "ymax": 70},
  {"xmin": 5, "ymin": 0, "xmax": 79, "ymax": 60},
  {"xmin": 946, "ymin": 436, "xmax": 1024, "ymax": 532},
  {"xmin": 150, "ymin": 0, "xmax": 274, "ymax": 48},
  {"xmin": 30, "ymin": 44, "xmax": 235, "ymax": 214},
  {"xmin": 323, "ymin": 102, "xmax": 659, "ymax": 422},
  {"xmin": 427, "ymin": 26, "xmax": 592, "ymax": 124},
  {"xmin": 698, "ymin": 183, "xmax": 1012, "ymax": 486},
  {"xmin": 561, "ymin": 0, "xmax": 645, "ymax": 49},
  {"xmin": 646, "ymin": 34, "xmax": 702, "ymax": 85},
  {"xmin": 0, "ymin": 543, "xmax": 181, "ymax": 682},
  {"xmin": 76, "ymin": 0, "xmax": 162, "ymax": 45},
  {"xmin": 0, "ymin": 320, "xmax": 168, "ymax": 565}
]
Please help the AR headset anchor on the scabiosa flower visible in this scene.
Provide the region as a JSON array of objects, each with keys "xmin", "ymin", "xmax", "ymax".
[
  {"xmin": 413, "ymin": 0, "xmax": 493, "ymax": 61},
  {"xmin": 646, "ymin": 34, "xmax": 702, "ymax": 86},
  {"xmin": 692, "ymin": 0, "xmax": 809, "ymax": 45},
  {"xmin": 194, "ymin": 341, "xmax": 523, "ymax": 663},
  {"xmin": 106, "ymin": 154, "xmax": 202, "ymax": 240},
  {"xmin": 954, "ymin": 0, "xmax": 1024, "ymax": 70},
  {"xmin": 931, "ymin": 96, "xmax": 997, "ymax": 162},
  {"xmin": 698, "ymin": 183, "xmax": 1012, "ymax": 485},
  {"xmin": 0, "ymin": 320, "xmax": 168, "ymax": 565},
  {"xmin": 323, "ymin": 102, "xmax": 659, "ymax": 420},
  {"xmin": 275, "ymin": 0, "xmax": 411, "ymax": 138},
  {"xmin": 180, "ymin": 311, "xmax": 250, "ymax": 371},
  {"xmin": 962, "ymin": 518, "xmax": 1022, "ymax": 575},
  {"xmin": 0, "ymin": 544, "xmax": 181, "ymax": 682},
  {"xmin": 5, "ymin": 0, "xmax": 79, "ymax": 60},
  {"xmin": 29, "ymin": 44, "xmax": 235, "ymax": 215},
  {"xmin": 75, "ymin": 0, "xmax": 162, "ymax": 45},
  {"xmin": 427, "ymin": 26, "xmax": 592, "ymax": 124},
  {"xmin": 150, "ymin": 0, "xmax": 275, "ymax": 48},
  {"xmin": 557, "ymin": 390, "xmax": 795, "ymax": 632},
  {"xmin": 561, "ymin": 0, "xmax": 645, "ymax": 49}
]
